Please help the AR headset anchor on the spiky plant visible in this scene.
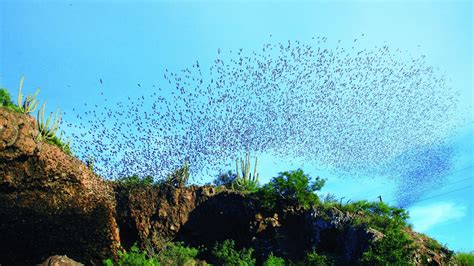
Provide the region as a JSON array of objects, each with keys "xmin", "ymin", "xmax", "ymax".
[
  {"xmin": 17, "ymin": 76, "xmax": 40, "ymax": 114},
  {"xmin": 58, "ymin": 130, "xmax": 72, "ymax": 150},
  {"xmin": 36, "ymin": 102, "xmax": 62, "ymax": 142},
  {"xmin": 165, "ymin": 160, "xmax": 190, "ymax": 188},
  {"xmin": 232, "ymin": 152, "xmax": 259, "ymax": 191}
]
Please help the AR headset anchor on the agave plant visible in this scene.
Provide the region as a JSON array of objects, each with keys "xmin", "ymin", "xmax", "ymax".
[
  {"xmin": 232, "ymin": 152, "xmax": 259, "ymax": 191},
  {"xmin": 36, "ymin": 102, "xmax": 62, "ymax": 142},
  {"xmin": 17, "ymin": 76, "xmax": 40, "ymax": 114}
]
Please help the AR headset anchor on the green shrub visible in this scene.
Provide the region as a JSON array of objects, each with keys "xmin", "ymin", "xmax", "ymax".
[
  {"xmin": 103, "ymin": 241, "xmax": 200, "ymax": 266},
  {"xmin": 0, "ymin": 88, "xmax": 22, "ymax": 112},
  {"xmin": 263, "ymin": 253, "xmax": 285, "ymax": 266},
  {"xmin": 212, "ymin": 239, "xmax": 255, "ymax": 266},
  {"xmin": 103, "ymin": 243, "xmax": 159, "ymax": 266},
  {"xmin": 456, "ymin": 252, "xmax": 474, "ymax": 266},
  {"xmin": 0, "ymin": 88, "xmax": 13, "ymax": 106},
  {"xmin": 46, "ymin": 131, "xmax": 73, "ymax": 155},
  {"xmin": 305, "ymin": 251, "xmax": 330, "ymax": 266},
  {"xmin": 118, "ymin": 174, "xmax": 155, "ymax": 188},
  {"xmin": 340, "ymin": 200, "xmax": 416, "ymax": 265},
  {"xmin": 359, "ymin": 225, "xmax": 414, "ymax": 265},
  {"xmin": 157, "ymin": 241, "xmax": 199, "ymax": 265},
  {"xmin": 343, "ymin": 201, "xmax": 409, "ymax": 230},
  {"xmin": 320, "ymin": 193, "xmax": 338, "ymax": 204},
  {"xmin": 424, "ymin": 236, "xmax": 443, "ymax": 251},
  {"xmin": 213, "ymin": 170, "xmax": 237, "ymax": 188},
  {"xmin": 257, "ymin": 169, "xmax": 325, "ymax": 211}
]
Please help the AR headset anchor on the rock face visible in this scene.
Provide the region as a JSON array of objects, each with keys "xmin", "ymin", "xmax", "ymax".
[
  {"xmin": 0, "ymin": 108, "xmax": 455, "ymax": 265},
  {"xmin": 305, "ymin": 207, "xmax": 373, "ymax": 263},
  {"xmin": 0, "ymin": 109, "xmax": 121, "ymax": 265},
  {"xmin": 114, "ymin": 186, "xmax": 372, "ymax": 264},
  {"xmin": 114, "ymin": 184, "xmax": 221, "ymax": 250}
]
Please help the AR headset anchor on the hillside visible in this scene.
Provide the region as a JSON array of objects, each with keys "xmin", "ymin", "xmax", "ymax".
[{"xmin": 0, "ymin": 107, "xmax": 460, "ymax": 265}]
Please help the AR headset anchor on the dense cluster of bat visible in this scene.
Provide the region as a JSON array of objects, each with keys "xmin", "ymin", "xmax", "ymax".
[{"xmin": 64, "ymin": 37, "xmax": 462, "ymax": 206}]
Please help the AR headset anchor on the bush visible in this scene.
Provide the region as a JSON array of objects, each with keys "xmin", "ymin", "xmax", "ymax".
[
  {"xmin": 103, "ymin": 243, "xmax": 159, "ymax": 266},
  {"xmin": 339, "ymin": 200, "xmax": 416, "ymax": 264},
  {"xmin": 359, "ymin": 224, "xmax": 414, "ymax": 265},
  {"xmin": 263, "ymin": 253, "xmax": 285, "ymax": 266},
  {"xmin": 424, "ymin": 236, "xmax": 444, "ymax": 251},
  {"xmin": 157, "ymin": 241, "xmax": 199, "ymax": 265},
  {"xmin": 305, "ymin": 251, "xmax": 330, "ymax": 266},
  {"xmin": 257, "ymin": 169, "xmax": 325, "ymax": 211},
  {"xmin": 343, "ymin": 201, "xmax": 409, "ymax": 230},
  {"xmin": 456, "ymin": 252, "xmax": 474, "ymax": 266},
  {"xmin": 103, "ymin": 241, "xmax": 200, "ymax": 266},
  {"xmin": 117, "ymin": 174, "xmax": 155, "ymax": 188},
  {"xmin": 0, "ymin": 88, "xmax": 22, "ymax": 113},
  {"xmin": 212, "ymin": 239, "xmax": 255, "ymax": 266},
  {"xmin": 47, "ymin": 133, "xmax": 73, "ymax": 155},
  {"xmin": 213, "ymin": 170, "xmax": 237, "ymax": 188}
]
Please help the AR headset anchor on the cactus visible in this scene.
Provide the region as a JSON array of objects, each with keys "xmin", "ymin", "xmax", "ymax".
[
  {"xmin": 36, "ymin": 102, "xmax": 62, "ymax": 142},
  {"xmin": 232, "ymin": 152, "xmax": 259, "ymax": 191},
  {"xmin": 17, "ymin": 76, "xmax": 40, "ymax": 114}
]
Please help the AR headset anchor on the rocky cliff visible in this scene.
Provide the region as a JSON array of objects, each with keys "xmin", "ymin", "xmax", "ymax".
[
  {"xmin": 0, "ymin": 108, "xmax": 454, "ymax": 265},
  {"xmin": 0, "ymin": 108, "xmax": 120, "ymax": 264}
]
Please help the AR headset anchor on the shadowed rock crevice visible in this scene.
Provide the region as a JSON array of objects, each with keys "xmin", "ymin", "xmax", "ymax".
[{"xmin": 175, "ymin": 192, "xmax": 258, "ymax": 261}]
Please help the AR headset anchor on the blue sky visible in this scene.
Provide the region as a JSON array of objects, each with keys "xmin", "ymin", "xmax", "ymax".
[{"xmin": 1, "ymin": 0, "xmax": 472, "ymax": 251}]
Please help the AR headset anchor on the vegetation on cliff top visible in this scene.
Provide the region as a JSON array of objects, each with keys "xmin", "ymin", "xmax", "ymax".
[
  {"xmin": 0, "ymin": 79, "xmax": 72, "ymax": 155},
  {"xmin": 106, "ymin": 168, "xmax": 452, "ymax": 266},
  {"xmin": 455, "ymin": 252, "xmax": 474, "ymax": 266}
]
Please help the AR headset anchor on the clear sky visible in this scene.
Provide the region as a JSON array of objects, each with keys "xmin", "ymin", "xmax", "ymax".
[{"xmin": 1, "ymin": 0, "xmax": 472, "ymax": 251}]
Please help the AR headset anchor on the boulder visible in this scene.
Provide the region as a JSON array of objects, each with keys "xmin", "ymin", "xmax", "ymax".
[{"xmin": 39, "ymin": 255, "xmax": 84, "ymax": 266}]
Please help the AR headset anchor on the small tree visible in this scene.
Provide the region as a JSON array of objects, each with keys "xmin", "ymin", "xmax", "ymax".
[
  {"xmin": 214, "ymin": 170, "xmax": 237, "ymax": 188},
  {"xmin": 258, "ymin": 169, "xmax": 325, "ymax": 210}
]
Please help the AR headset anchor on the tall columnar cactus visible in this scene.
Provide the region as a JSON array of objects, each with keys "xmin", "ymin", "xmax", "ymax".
[
  {"xmin": 36, "ymin": 102, "xmax": 62, "ymax": 142},
  {"xmin": 17, "ymin": 76, "xmax": 40, "ymax": 114},
  {"xmin": 233, "ymin": 152, "xmax": 259, "ymax": 191}
]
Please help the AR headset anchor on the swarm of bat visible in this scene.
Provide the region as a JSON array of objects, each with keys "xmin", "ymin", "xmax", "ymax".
[{"xmin": 64, "ymin": 37, "xmax": 463, "ymax": 207}]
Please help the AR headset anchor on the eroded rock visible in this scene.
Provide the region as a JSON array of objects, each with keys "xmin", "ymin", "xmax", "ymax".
[
  {"xmin": 0, "ymin": 108, "xmax": 121, "ymax": 265},
  {"xmin": 39, "ymin": 255, "xmax": 84, "ymax": 266}
]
